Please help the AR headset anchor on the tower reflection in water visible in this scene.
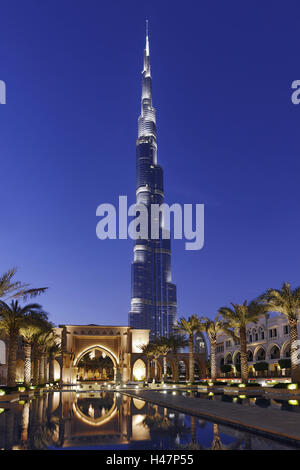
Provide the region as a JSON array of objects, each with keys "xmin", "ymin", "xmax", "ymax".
[{"xmin": 0, "ymin": 392, "xmax": 297, "ymax": 450}]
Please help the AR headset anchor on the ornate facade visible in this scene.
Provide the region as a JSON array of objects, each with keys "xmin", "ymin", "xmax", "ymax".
[{"xmin": 216, "ymin": 313, "xmax": 300, "ymax": 377}]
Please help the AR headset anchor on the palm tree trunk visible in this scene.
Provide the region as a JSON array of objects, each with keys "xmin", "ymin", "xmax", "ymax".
[
  {"xmin": 39, "ymin": 355, "xmax": 44, "ymax": 384},
  {"xmin": 240, "ymin": 327, "xmax": 248, "ymax": 383},
  {"xmin": 33, "ymin": 344, "xmax": 40, "ymax": 385},
  {"xmin": 7, "ymin": 333, "xmax": 18, "ymax": 387},
  {"xmin": 173, "ymin": 355, "xmax": 179, "ymax": 383},
  {"xmin": 49, "ymin": 356, "xmax": 55, "ymax": 383},
  {"xmin": 163, "ymin": 355, "xmax": 167, "ymax": 380},
  {"xmin": 190, "ymin": 416, "xmax": 196, "ymax": 444},
  {"xmin": 24, "ymin": 342, "xmax": 32, "ymax": 386},
  {"xmin": 154, "ymin": 359, "xmax": 158, "ymax": 381},
  {"xmin": 210, "ymin": 340, "xmax": 217, "ymax": 382},
  {"xmin": 44, "ymin": 355, "xmax": 48, "ymax": 383},
  {"xmin": 146, "ymin": 358, "xmax": 150, "ymax": 381},
  {"xmin": 188, "ymin": 336, "xmax": 194, "ymax": 383},
  {"xmin": 289, "ymin": 318, "xmax": 300, "ymax": 382}
]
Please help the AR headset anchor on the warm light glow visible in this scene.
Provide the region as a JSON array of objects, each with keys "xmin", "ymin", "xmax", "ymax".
[
  {"xmin": 288, "ymin": 383, "xmax": 298, "ymax": 390},
  {"xmin": 133, "ymin": 398, "xmax": 146, "ymax": 410},
  {"xmin": 238, "ymin": 384, "xmax": 246, "ymax": 388},
  {"xmin": 0, "ymin": 390, "xmax": 5, "ymax": 396},
  {"xmin": 133, "ymin": 359, "xmax": 146, "ymax": 381},
  {"xmin": 238, "ymin": 395, "xmax": 246, "ymax": 399},
  {"xmin": 288, "ymin": 400, "xmax": 299, "ymax": 406}
]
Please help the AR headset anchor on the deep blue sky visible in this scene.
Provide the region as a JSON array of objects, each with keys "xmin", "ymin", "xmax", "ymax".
[{"xmin": 1, "ymin": 1, "xmax": 300, "ymax": 327}]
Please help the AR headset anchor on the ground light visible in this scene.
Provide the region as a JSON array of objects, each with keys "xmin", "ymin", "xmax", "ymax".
[
  {"xmin": 0, "ymin": 389, "xmax": 5, "ymax": 396},
  {"xmin": 288, "ymin": 400, "xmax": 299, "ymax": 405},
  {"xmin": 288, "ymin": 384, "xmax": 298, "ymax": 390}
]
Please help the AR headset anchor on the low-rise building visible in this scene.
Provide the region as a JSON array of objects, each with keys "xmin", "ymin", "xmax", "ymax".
[{"xmin": 216, "ymin": 313, "xmax": 300, "ymax": 378}]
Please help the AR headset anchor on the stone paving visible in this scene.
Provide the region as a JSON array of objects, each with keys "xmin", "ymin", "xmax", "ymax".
[{"xmin": 123, "ymin": 389, "xmax": 300, "ymax": 445}]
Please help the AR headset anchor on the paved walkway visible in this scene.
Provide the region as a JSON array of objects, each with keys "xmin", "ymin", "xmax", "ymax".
[{"xmin": 123, "ymin": 390, "xmax": 300, "ymax": 445}]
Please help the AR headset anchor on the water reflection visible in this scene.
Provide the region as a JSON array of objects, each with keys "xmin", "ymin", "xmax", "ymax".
[{"xmin": 0, "ymin": 391, "xmax": 297, "ymax": 450}]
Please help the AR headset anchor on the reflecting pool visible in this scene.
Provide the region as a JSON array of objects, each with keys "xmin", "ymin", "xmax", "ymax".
[
  {"xmin": 161, "ymin": 390, "xmax": 300, "ymax": 412},
  {"xmin": 0, "ymin": 391, "xmax": 298, "ymax": 450}
]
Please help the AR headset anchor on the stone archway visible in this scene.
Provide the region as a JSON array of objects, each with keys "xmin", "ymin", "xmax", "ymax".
[{"xmin": 74, "ymin": 345, "xmax": 119, "ymax": 382}]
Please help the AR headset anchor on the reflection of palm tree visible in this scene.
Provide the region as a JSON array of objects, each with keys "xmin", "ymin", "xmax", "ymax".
[
  {"xmin": 21, "ymin": 401, "xmax": 30, "ymax": 443},
  {"xmin": 177, "ymin": 422, "xmax": 243, "ymax": 450},
  {"xmin": 142, "ymin": 405, "xmax": 190, "ymax": 448}
]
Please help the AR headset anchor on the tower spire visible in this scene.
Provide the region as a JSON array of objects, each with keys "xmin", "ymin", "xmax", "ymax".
[{"xmin": 145, "ymin": 19, "xmax": 150, "ymax": 57}]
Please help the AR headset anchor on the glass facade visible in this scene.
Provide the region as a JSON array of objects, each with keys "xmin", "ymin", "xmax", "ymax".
[{"xmin": 129, "ymin": 29, "xmax": 177, "ymax": 339}]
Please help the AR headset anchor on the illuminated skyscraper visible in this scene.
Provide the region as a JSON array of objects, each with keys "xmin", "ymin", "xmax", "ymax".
[{"xmin": 129, "ymin": 23, "xmax": 177, "ymax": 338}]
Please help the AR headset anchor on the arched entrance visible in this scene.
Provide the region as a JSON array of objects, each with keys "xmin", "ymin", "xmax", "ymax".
[{"xmin": 74, "ymin": 346, "xmax": 119, "ymax": 383}]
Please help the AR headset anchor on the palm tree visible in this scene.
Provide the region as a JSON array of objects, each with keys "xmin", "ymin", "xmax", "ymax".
[
  {"xmin": 200, "ymin": 315, "xmax": 225, "ymax": 382},
  {"xmin": 166, "ymin": 334, "xmax": 188, "ymax": 382},
  {"xmin": 48, "ymin": 337, "xmax": 62, "ymax": 383},
  {"xmin": 175, "ymin": 315, "xmax": 202, "ymax": 383},
  {"xmin": 219, "ymin": 301, "xmax": 266, "ymax": 383},
  {"xmin": 140, "ymin": 341, "xmax": 162, "ymax": 381},
  {"xmin": 32, "ymin": 321, "xmax": 54, "ymax": 385},
  {"xmin": 20, "ymin": 311, "xmax": 49, "ymax": 386},
  {"xmin": 0, "ymin": 300, "xmax": 42, "ymax": 387},
  {"xmin": 36, "ymin": 327, "xmax": 55, "ymax": 385},
  {"xmin": 153, "ymin": 337, "xmax": 172, "ymax": 381},
  {"xmin": 258, "ymin": 282, "xmax": 300, "ymax": 382},
  {"xmin": 139, "ymin": 343, "xmax": 155, "ymax": 381},
  {"xmin": 0, "ymin": 267, "xmax": 47, "ymax": 301}
]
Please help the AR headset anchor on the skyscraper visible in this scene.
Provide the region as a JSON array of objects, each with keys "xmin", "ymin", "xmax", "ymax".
[{"xmin": 129, "ymin": 23, "xmax": 177, "ymax": 338}]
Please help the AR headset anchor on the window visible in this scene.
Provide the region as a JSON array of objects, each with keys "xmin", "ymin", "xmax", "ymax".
[
  {"xmin": 284, "ymin": 325, "xmax": 289, "ymax": 335},
  {"xmin": 226, "ymin": 340, "xmax": 231, "ymax": 348},
  {"xmin": 269, "ymin": 328, "xmax": 277, "ymax": 338}
]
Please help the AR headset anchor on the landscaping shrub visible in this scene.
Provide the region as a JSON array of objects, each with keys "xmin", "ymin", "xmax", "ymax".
[
  {"xmin": 253, "ymin": 362, "xmax": 268, "ymax": 371},
  {"xmin": 278, "ymin": 359, "xmax": 291, "ymax": 369},
  {"xmin": 221, "ymin": 364, "xmax": 232, "ymax": 374},
  {"xmin": 273, "ymin": 383, "xmax": 289, "ymax": 389}
]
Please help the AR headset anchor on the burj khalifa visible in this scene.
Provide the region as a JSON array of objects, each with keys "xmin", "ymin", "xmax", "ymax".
[{"xmin": 129, "ymin": 23, "xmax": 177, "ymax": 338}]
